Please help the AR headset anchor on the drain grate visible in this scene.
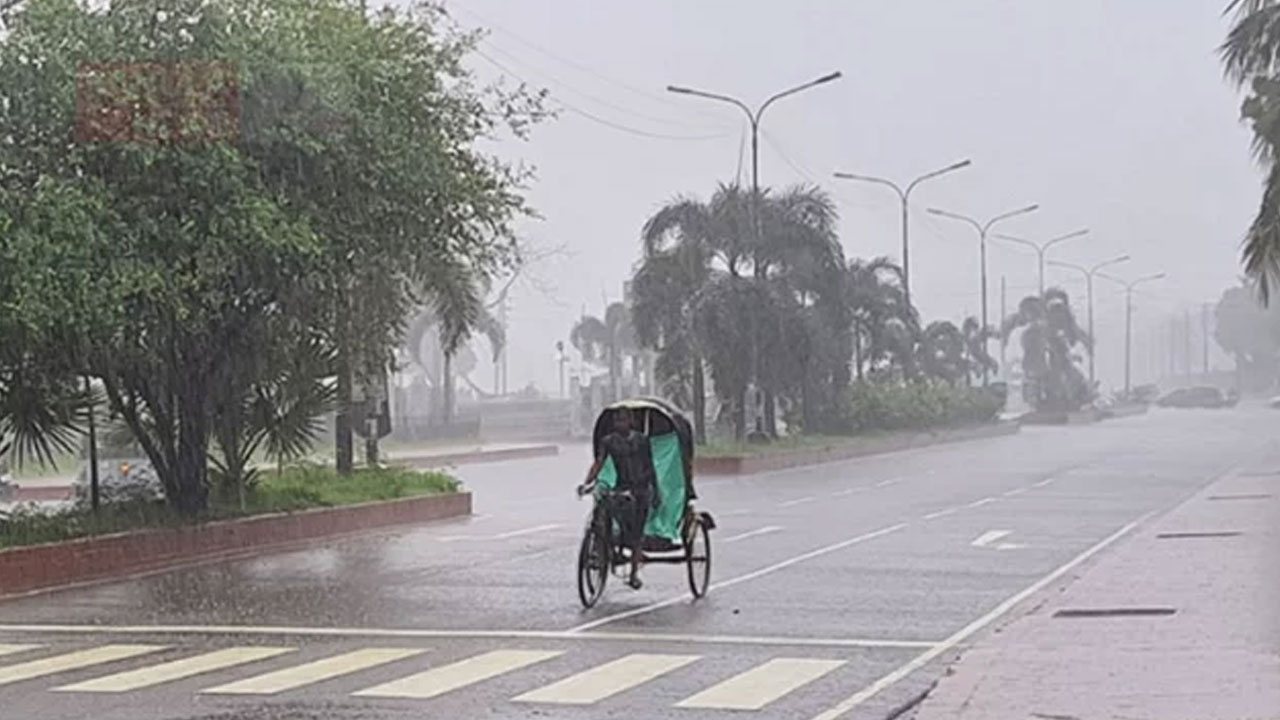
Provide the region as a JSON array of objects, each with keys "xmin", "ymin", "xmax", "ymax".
[
  {"xmin": 1208, "ymin": 493, "xmax": 1272, "ymax": 501},
  {"xmin": 1053, "ymin": 607, "xmax": 1176, "ymax": 618},
  {"xmin": 1156, "ymin": 531, "xmax": 1243, "ymax": 539}
]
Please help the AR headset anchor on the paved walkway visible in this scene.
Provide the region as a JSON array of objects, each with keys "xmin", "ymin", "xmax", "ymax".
[{"xmin": 912, "ymin": 456, "xmax": 1280, "ymax": 720}]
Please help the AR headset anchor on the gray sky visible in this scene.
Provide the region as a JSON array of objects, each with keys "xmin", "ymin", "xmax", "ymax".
[{"xmin": 441, "ymin": 0, "xmax": 1258, "ymax": 394}]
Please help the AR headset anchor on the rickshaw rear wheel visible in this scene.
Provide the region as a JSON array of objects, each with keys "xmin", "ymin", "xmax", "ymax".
[
  {"xmin": 577, "ymin": 519, "xmax": 610, "ymax": 608},
  {"xmin": 685, "ymin": 515, "xmax": 711, "ymax": 599}
]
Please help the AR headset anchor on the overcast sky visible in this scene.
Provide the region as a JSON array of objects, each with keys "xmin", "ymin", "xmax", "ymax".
[{"xmin": 433, "ymin": 0, "xmax": 1258, "ymax": 395}]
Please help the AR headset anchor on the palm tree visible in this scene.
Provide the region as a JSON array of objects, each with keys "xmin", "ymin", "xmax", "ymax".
[
  {"xmin": 845, "ymin": 257, "xmax": 917, "ymax": 380},
  {"xmin": 1001, "ymin": 288, "xmax": 1092, "ymax": 413},
  {"xmin": 919, "ymin": 321, "xmax": 968, "ymax": 385},
  {"xmin": 961, "ymin": 316, "xmax": 998, "ymax": 385},
  {"xmin": 571, "ymin": 301, "xmax": 636, "ymax": 403},
  {"xmin": 1222, "ymin": 0, "xmax": 1280, "ymax": 300}
]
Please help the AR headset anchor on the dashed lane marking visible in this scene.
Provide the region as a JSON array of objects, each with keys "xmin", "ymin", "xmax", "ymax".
[
  {"xmin": 780, "ymin": 496, "xmax": 816, "ymax": 508},
  {"xmin": 721, "ymin": 526, "xmax": 783, "ymax": 544},
  {"xmin": 922, "ymin": 508, "xmax": 958, "ymax": 520}
]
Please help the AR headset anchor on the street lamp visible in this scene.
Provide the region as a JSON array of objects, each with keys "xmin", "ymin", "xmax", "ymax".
[
  {"xmin": 994, "ymin": 228, "xmax": 1090, "ymax": 295},
  {"xmin": 833, "ymin": 159, "xmax": 972, "ymax": 309},
  {"xmin": 1047, "ymin": 254, "xmax": 1130, "ymax": 386},
  {"xmin": 669, "ymin": 71, "xmax": 842, "ymax": 436},
  {"xmin": 1096, "ymin": 271, "xmax": 1166, "ymax": 395},
  {"xmin": 926, "ymin": 203, "xmax": 1040, "ymax": 384}
]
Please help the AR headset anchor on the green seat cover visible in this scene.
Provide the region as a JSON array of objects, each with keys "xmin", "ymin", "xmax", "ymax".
[{"xmin": 594, "ymin": 432, "xmax": 687, "ymax": 542}]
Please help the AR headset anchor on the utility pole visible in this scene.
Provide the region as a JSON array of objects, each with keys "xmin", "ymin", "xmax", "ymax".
[
  {"xmin": 1097, "ymin": 272, "xmax": 1165, "ymax": 395},
  {"xmin": 1048, "ymin": 255, "xmax": 1129, "ymax": 387},
  {"xmin": 928, "ymin": 203, "xmax": 1041, "ymax": 385},
  {"xmin": 1183, "ymin": 308, "xmax": 1192, "ymax": 380},
  {"xmin": 833, "ymin": 159, "xmax": 972, "ymax": 308},
  {"xmin": 1167, "ymin": 316, "xmax": 1176, "ymax": 380},
  {"xmin": 994, "ymin": 228, "xmax": 1090, "ymax": 295},
  {"xmin": 1202, "ymin": 303, "xmax": 1210, "ymax": 375},
  {"xmin": 1000, "ymin": 275, "xmax": 1007, "ymax": 382}
]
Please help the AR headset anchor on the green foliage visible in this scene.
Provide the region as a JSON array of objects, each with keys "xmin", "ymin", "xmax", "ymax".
[
  {"xmin": 1002, "ymin": 289, "xmax": 1092, "ymax": 412},
  {"xmin": 1214, "ymin": 282, "xmax": 1280, "ymax": 390},
  {"xmin": 0, "ymin": 465, "xmax": 457, "ymax": 549},
  {"xmin": 846, "ymin": 380, "xmax": 1002, "ymax": 433}
]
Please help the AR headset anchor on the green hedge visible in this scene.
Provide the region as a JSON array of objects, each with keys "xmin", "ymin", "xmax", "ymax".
[{"xmin": 847, "ymin": 381, "xmax": 1003, "ymax": 433}]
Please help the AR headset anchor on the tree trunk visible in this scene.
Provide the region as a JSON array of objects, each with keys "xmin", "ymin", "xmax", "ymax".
[
  {"xmin": 173, "ymin": 389, "xmax": 210, "ymax": 516},
  {"xmin": 853, "ymin": 323, "xmax": 864, "ymax": 381},
  {"xmin": 733, "ymin": 390, "xmax": 746, "ymax": 442},
  {"xmin": 763, "ymin": 389, "xmax": 777, "ymax": 438},
  {"xmin": 692, "ymin": 353, "xmax": 707, "ymax": 445},
  {"xmin": 364, "ymin": 419, "xmax": 378, "ymax": 467},
  {"xmin": 608, "ymin": 345, "xmax": 619, "ymax": 402},
  {"xmin": 443, "ymin": 351, "xmax": 454, "ymax": 425},
  {"xmin": 334, "ymin": 346, "xmax": 354, "ymax": 476}
]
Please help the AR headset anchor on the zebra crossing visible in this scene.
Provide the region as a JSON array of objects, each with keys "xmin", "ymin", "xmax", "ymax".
[{"xmin": 0, "ymin": 641, "xmax": 860, "ymax": 711}]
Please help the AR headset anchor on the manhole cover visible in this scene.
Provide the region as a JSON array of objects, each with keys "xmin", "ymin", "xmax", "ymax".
[
  {"xmin": 1208, "ymin": 494, "xmax": 1272, "ymax": 501},
  {"xmin": 1053, "ymin": 607, "xmax": 1176, "ymax": 618},
  {"xmin": 1156, "ymin": 531, "xmax": 1243, "ymax": 539}
]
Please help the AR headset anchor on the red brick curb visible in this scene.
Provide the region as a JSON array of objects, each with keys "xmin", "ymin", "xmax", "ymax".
[
  {"xmin": 694, "ymin": 423, "xmax": 1019, "ymax": 475},
  {"xmin": 396, "ymin": 444, "xmax": 558, "ymax": 468},
  {"xmin": 11, "ymin": 486, "xmax": 72, "ymax": 502},
  {"xmin": 0, "ymin": 491, "xmax": 471, "ymax": 598}
]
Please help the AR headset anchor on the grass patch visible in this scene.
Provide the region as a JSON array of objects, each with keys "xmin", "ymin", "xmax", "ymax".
[
  {"xmin": 698, "ymin": 434, "xmax": 857, "ymax": 459},
  {"xmin": 0, "ymin": 464, "xmax": 459, "ymax": 550}
]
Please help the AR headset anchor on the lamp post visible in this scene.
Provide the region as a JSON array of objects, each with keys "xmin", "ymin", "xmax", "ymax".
[
  {"xmin": 1047, "ymin": 255, "xmax": 1130, "ymax": 386},
  {"xmin": 833, "ymin": 159, "xmax": 971, "ymax": 309},
  {"xmin": 1097, "ymin": 271, "xmax": 1166, "ymax": 395},
  {"xmin": 926, "ymin": 204, "xmax": 1040, "ymax": 384},
  {"xmin": 669, "ymin": 72, "xmax": 842, "ymax": 437},
  {"xmin": 994, "ymin": 228, "xmax": 1090, "ymax": 295}
]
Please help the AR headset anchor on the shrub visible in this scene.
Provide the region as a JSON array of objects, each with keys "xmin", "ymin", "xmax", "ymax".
[{"xmin": 847, "ymin": 381, "xmax": 1002, "ymax": 433}]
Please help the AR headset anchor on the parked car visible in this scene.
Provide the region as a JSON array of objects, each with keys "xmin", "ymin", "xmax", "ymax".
[
  {"xmin": 73, "ymin": 458, "xmax": 165, "ymax": 507},
  {"xmin": 1156, "ymin": 386, "xmax": 1233, "ymax": 409}
]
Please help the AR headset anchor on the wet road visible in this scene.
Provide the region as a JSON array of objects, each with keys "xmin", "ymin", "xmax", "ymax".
[{"xmin": 0, "ymin": 407, "xmax": 1275, "ymax": 719}]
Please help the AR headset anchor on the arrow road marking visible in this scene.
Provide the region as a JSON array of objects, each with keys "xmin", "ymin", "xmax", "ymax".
[{"xmin": 971, "ymin": 529, "xmax": 1025, "ymax": 550}]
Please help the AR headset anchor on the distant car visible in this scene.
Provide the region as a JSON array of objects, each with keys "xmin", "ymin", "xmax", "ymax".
[
  {"xmin": 1156, "ymin": 386, "xmax": 1232, "ymax": 409},
  {"xmin": 73, "ymin": 458, "xmax": 164, "ymax": 506}
]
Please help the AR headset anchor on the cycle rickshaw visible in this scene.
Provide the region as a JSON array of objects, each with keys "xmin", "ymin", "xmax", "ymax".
[{"xmin": 577, "ymin": 398, "xmax": 715, "ymax": 608}]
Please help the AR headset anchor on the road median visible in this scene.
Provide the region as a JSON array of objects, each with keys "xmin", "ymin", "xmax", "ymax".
[{"xmin": 694, "ymin": 422, "xmax": 1018, "ymax": 475}]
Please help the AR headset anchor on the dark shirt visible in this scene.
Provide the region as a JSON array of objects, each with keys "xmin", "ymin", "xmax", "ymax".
[{"xmin": 599, "ymin": 430, "xmax": 657, "ymax": 495}]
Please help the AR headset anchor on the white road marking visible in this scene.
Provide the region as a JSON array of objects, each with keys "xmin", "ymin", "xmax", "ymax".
[
  {"xmin": 494, "ymin": 524, "xmax": 562, "ymax": 540},
  {"xmin": 875, "ymin": 478, "xmax": 902, "ymax": 488},
  {"xmin": 0, "ymin": 645, "xmax": 164, "ymax": 687},
  {"xmin": 1034, "ymin": 478, "xmax": 1055, "ymax": 488},
  {"xmin": 1003, "ymin": 487, "xmax": 1028, "ymax": 497},
  {"xmin": 721, "ymin": 526, "xmax": 783, "ymax": 544},
  {"xmin": 780, "ymin": 496, "xmax": 816, "ymax": 508},
  {"xmin": 922, "ymin": 508, "xmax": 958, "ymax": 520},
  {"xmin": 56, "ymin": 646, "xmax": 294, "ymax": 692},
  {"xmin": 352, "ymin": 649, "xmax": 561, "ymax": 699},
  {"xmin": 831, "ymin": 488, "xmax": 861, "ymax": 497},
  {"xmin": 514, "ymin": 653, "xmax": 698, "ymax": 704},
  {"xmin": 678, "ymin": 658, "xmax": 846, "ymax": 710},
  {"xmin": 970, "ymin": 530, "xmax": 1012, "ymax": 548},
  {"xmin": 0, "ymin": 625, "xmax": 938, "ymax": 649},
  {"xmin": 202, "ymin": 648, "xmax": 424, "ymax": 695},
  {"xmin": 568, "ymin": 523, "xmax": 908, "ymax": 632},
  {"xmin": 0, "ymin": 644, "xmax": 39, "ymax": 659},
  {"xmin": 967, "ymin": 498, "xmax": 996, "ymax": 508},
  {"xmin": 721, "ymin": 509, "xmax": 752, "ymax": 517},
  {"xmin": 808, "ymin": 514, "xmax": 1152, "ymax": 720}
]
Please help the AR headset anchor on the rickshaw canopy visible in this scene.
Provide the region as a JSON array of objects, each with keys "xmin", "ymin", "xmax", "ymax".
[{"xmin": 591, "ymin": 397, "xmax": 695, "ymax": 542}]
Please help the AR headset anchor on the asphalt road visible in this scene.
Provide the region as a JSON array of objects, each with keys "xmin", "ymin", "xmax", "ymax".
[{"xmin": 0, "ymin": 406, "xmax": 1275, "ymax": 720}]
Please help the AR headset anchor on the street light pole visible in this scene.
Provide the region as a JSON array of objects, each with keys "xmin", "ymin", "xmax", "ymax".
[
  {"xmin": 994, "ymin": 228, "xmax": 1090, "ymax": 295},
  {"xmin": 669, "ymin": 72, "xmax": 842, "ymax": 437},
  {"xmin": 1048, "ymin": 255, "xmax": 1130, "ymax": 387},
  {"xmin": 926, "ymin": 204, "xmax": 1040, "ymax": 384},
  {"xmin": 1097, "ymin": 271, "xmax": 1166, "ymax": 395},
  {"xmin": 832, "ymin": 159, "xmax": 971, "ymax": 309}
]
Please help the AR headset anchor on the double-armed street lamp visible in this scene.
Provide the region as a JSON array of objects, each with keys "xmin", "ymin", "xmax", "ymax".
[
  {"xmin": 926, "ymin": 204, "xmax": 1040, "ymax": 384},
  {"xmin": 832, "ymin": 160, "xmax": 971, "ymax": 309},
  {"xmin": 1046, "ymin": 255, "xmax": 1130, "ymax": 386},
  {"xmin": 994, "ymin": 228, "xmax": 1090, "ymax": 295},
  {"xmin": 1096, "ymin": 271, "xmax": 1167, "ymax": 395}
]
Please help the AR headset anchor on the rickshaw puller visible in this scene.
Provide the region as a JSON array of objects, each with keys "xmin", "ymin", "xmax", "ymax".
[{"xmin": 578, "ymin": 409, "xmax": 660, "ymax": 589}]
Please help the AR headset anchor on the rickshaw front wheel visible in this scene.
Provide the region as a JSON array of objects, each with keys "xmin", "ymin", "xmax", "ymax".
[
  {"xmin": 577, "ymin": 521, "xmax": 610, "ymax": 608},
  {"xmin": 685, "ymin": 515, "xmax": 712, "ymax": 599}
]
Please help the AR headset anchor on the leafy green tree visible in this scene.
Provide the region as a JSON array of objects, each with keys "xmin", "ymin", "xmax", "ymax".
[
  {"xmin": 1001, "ymin": 289, "xmax": 1092, "ymax": 412},
  {"xmin": 1214, "ymin": 283, "xmax": 1280, "ymax": 391}
]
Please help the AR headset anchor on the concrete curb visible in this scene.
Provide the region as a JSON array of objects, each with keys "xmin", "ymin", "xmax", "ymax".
[
  {"xmin": 694, "ymin": 422, "xmax": 1019, "ymax": 475},
  {"xmin": 0, "ymin": 492, "xmax": 471, "ymax": 599},
  {"xmin": 395, "ymin": 444, "xmax": 559, "ymax": 468}
]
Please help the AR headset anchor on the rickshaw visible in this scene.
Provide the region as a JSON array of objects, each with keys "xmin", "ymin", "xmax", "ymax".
[{"xmin": 577, "ymin": 398, "xmax": 715, "ymax": 608}]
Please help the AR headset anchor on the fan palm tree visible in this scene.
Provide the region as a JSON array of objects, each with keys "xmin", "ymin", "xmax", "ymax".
[
  {"xmin": 919, "ymin": 321, "xmax": 968, "ymax": 385},
  {"xmin": 1001, "ymin": 288, "xmax": 1092, "ymax": 412},
  {"xmin": 845, "ymin": 257, "xmax": 917, "ymax": 379},
  {"xmin": 1222, "ymin": 0, "xmax": 1280, "ymax": 300},
  {"xmin": 571, "ymin": 301, "xmax": 636, "ymax": 403},
  {"xmin": 961, "ymin": 316, "xmax": 998, "ymax": 385}
]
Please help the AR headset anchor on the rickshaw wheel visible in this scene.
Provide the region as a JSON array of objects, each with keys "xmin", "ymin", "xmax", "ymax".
[
  {"xmin": 577, "ymin": 520, "xmax": 610, "ymax": 608},
  {"xmin": 685, "ymin": 515, "xmax": 711, "ymax": 599}
]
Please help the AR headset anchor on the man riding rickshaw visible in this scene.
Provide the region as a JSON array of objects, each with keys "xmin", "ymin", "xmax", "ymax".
[{"xmin": 575, "ymin": 398, "xmax": 712, "ymax": 608}]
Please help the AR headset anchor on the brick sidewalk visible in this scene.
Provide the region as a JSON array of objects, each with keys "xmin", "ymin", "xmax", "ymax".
[{"xmin": 912, "ymin": 461, "xmax": 1280, "ymax": 720}]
